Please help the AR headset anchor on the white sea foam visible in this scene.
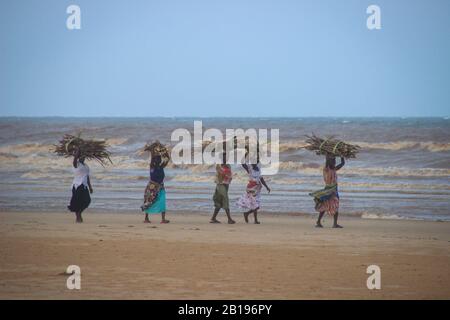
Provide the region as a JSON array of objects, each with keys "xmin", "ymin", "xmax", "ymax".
[
  {"xmin": 278, "ymin": 140, "xmax": 450, "ymax": 153},
  {"xmin": 3, "ymin": 150, "xmax": 449, "ymax": 179},
  {"xmin": 360, "ymin": 212, "xmax": 450, "ymax": 221}
]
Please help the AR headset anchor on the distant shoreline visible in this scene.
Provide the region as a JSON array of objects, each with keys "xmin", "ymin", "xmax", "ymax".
[{"xmin": 1, "ymin": 209, "xmax": 449, "ymax": 222}]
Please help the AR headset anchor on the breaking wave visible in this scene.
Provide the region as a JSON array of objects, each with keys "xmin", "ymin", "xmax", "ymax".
[
  {"xmin": 278, "ymin": 140, "xmax": 450, "ymax": 153},
  {"xmin": 360, "ymin": 212, "xmax": 450, "ymax": 221}
]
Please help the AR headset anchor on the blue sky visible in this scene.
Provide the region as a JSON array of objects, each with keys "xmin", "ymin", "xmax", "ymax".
[{"xmin": 1, "ymin": 0, "xmax": 449, "ymax": 117}]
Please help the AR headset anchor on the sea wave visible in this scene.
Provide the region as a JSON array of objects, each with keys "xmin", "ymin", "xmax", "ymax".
[
  {"xmin": 1, "ymin": 141, "xmax": 449, "ymax": 179},
  {"xmin": 361, "ymin": 213, "xmax": 420, "ymax": 220},
  {"xmin": 278, "ymin": 140, "xmax": 450, "ymax": 153},
  {"xmin": 2, "ymin": 139, "xmax": 450, "ymax": 161},
  {"xmin": 356, "ymin": 141, "xmax": 450, "ymax": 152},
  {"xmin": 3, "ymin": 155, "xmax": 450, "ymax": 179},
  {"xmin": 360, "ymin": 212, "xmax": 450, "ymax": 221},
  {"xmin": 106, "ymin": 138, "xmax": 129, "ymax": 146},
  {"xmin": 170, "ymin": 173, "xmax": 250, "ymax": 183},
  {"xmin": 0, "ymin": 143, "xmax": 52, "ymax": 155},
  {"xmin": 339, "ymin": 166, "xmax": 450, "ymax": 178},
  {"xmin": 278, "ymin": 161, "xmax": 450, "ymax": 177}
]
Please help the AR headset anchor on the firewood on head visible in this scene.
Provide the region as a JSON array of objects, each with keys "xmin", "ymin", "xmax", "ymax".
[
  {"xmin": 53, "ymin": 133, "xmax": 113, "ymax": 166},
  {"xmin": 303, "ymin": 134, "xmax": 360, "ymax": 159},
  {"xmin": 144, "ymin": 140, "xmax": 170, "ymax": 160}
]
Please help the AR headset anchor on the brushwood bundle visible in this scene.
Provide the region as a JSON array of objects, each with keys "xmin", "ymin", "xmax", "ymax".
[
  {"xmin": 202, "ymin": 136, "xmax": 254, "ymax": 152},
  {"xmin": 304, "ymin": 134, "xmax": 360, "ymax": 159},
  {"xmin": 53, "ymin": 133, "xmax": 112, "ymax": 166},
  {"xmin": 144, "ymin": 141, "xmax": 170, "ymax": 158}
]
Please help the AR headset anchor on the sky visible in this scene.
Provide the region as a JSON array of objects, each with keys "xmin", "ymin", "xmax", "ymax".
[{"xmin": 1, "ymin": 0, "xmax": 449, "ymax": 117}]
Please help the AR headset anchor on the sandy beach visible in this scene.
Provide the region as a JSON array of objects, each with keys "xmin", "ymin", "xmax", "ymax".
[{"xmin": 0, "ymin": 211, "xmax": 449, "ymax": 300}]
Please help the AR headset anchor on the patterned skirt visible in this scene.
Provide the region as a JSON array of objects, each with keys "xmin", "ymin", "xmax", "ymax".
[
  {"xmin": 237, "ymin": 180, "xmax": 262, "ymax": 211},
  {"xmin": 145, "ymin": 189, "xmax": 166, "ymax": 214},
  {"xmin": 141, "ymin": 181, "xmax": 162, "ymax": 211},
  {"xmin": 310, "ymin": 184, "xmax": 339, "ymax": 215}
]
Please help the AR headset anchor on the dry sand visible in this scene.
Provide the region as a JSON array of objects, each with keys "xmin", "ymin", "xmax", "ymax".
[{"xmin": 0, "ymin": 211, "xmax": 449, "ymax": 299}]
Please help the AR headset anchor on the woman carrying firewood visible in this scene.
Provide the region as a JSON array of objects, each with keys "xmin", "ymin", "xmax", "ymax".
[
  {"xmin": 68, "ymin": 146, "xmax": 93, "ymax": 223},
  {"xmin": 305, "ymin": 134, "xmax": 359, "ymax": 228},
  {"xmin": 237, "ymin": 162, "xmax": 270, "ymax": 224},
  {"xmin": 313, "ymin": 155, "xmax": 345, "ymax": 228},
  {"xmin": 236, "ymin": 145, "xmax": 270, "ymax": 224},
  {"xmin": 141, "ymin": 142, "xmax": 170, "ymax": 224},
  {"xmin": 54, "ymin": 133, "xmax": 111, "ymax": 223}
]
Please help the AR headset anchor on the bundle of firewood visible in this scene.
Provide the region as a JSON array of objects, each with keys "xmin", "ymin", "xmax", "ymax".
[
  {"xmin": 202, "ymin": 136, "xmax": 256, "ymax": 152},
  {"xmin": 303, "ymin": 134, "xmax": 360, "ymax": 158},
  {"xmin": 53, "ymin": 133, "xmax": 112, "ymax": 166},
  {"xmin": 144, "ymin": 140, "xmax": 170, "ymax": 159}
]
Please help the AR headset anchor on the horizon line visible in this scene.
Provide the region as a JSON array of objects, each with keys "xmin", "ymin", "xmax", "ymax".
[{"xmin": 1, "ymin": 115, "xmax": 449, "ymax": 119}]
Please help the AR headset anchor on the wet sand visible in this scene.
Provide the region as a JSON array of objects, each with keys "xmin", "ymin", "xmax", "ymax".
[{"xmin": 0, "ymin": 211, "xmax": 449, "ymax": 299}]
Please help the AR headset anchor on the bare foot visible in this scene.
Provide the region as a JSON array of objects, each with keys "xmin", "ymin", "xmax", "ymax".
[
  {"xmin": 254, "ymin": 221, "xmax": 260, "ymax": 224},
  {"xmin": 160, "ymin": 220, "xmax": 170, "ymax": 224},
  {"xmin": 333, "ymin": 224, "xmax": 343, "ymax": 228},
  {"xmin": 143, "ymin": 220, "xmax": 151, "ymax": 224},
  {"xmin": 243, "ymin": 212, "xmax": 249, "ymax": 223},
  {"xmin": 210, "ymin": 219, "xmax": 221, "ymax": 224},
  {"xmin": 228, "ymin": 219, "xmax": 236, "ymax": 224},
  {"xmin": 315, "ymin": 222, "xmax": 323, "ymax": 228}
]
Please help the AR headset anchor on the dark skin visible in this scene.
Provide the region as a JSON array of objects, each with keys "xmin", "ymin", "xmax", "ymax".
[
  {"xmin": 144, "ymin": 154, "xmax": 170, "ymax": 224},
  {"xmin": 72, "ymin": 147, "xmax": 93, "ymax": 223},
  {"xmin": 241, "ymin": 163, "xmax": 270, "ymax": 224},
  {"xmin": 316, "ymin": 156, "xmax": 345, "ymax": 228},
  {"xmin": 211, "ymin": 205, "xmax": 234, "ymax": 224},
  {"xmin": 210, "ymin": 152, "xmax": 235, "ymax": 224}
]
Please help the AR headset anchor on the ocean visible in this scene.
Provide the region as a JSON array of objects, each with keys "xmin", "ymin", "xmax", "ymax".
[{"xmin": 0, "ymin": 117, "xmax": 449, "ymax": 221}]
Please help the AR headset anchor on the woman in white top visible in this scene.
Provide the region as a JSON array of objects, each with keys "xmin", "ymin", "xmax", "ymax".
[
  {"xmin": 236, "ymin": 162, "xmax": 270, "ymax": 224},
  {"xmin": 67, "ymin": 147, "xmax": 93, "ymax": 223}
]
